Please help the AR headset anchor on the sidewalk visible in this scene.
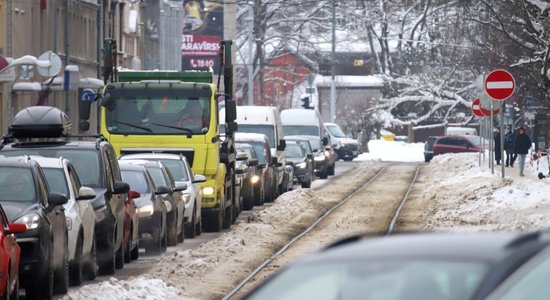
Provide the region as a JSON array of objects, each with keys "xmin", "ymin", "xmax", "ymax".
[{"xmin": 490, "ymin": 155, "xmax": 549, "ymax": 182}]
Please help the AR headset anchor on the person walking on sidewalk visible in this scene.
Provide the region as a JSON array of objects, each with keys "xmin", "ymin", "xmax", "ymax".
[
  {"xmin": 514, "ymin": 127, "xmax": 532, "ymax": 176},
  {"xmin": 494, "ymin": 130, "xmax": 502, "ymax": 165},
  {"xmin": 504, "ymin": 129, "xmax": 516, "ymax": 167}
]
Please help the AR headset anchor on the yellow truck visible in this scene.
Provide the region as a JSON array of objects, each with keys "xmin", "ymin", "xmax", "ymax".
[{"xmin": 98, "ymin": 39, "xmax": 238, "ymax": 232}]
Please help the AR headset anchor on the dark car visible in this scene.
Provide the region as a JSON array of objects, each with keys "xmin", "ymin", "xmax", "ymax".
[
  {"xmin": 0, "ymin": 203, "xmax": 25, "ymax": 300},
  {"xmin": 0, "ymin": 106, "xmax": 130, "ymax": 275},
  {"xmin": 119, "ymin": 160, "xmax": 186, "ymax": 247},
  {"xmin": 119, "ymin": 162, "xmax": 167, "ymax": 255},
  {"xmin": 433, "ymin": 135, "xmax": 487, "ymax": 156},
  {"xmin": 424, "ymin": 136, "xmax": 438, "ymax": 162},
  {"xmin": 0, "ymin": 156, "xmax": 69, "ymax": 299},
  {"xmin": 285, "ymin": 135, "xmax": 331, "ymax": 179},
  {"xmin": 244, "ymin": 231, "xmax": 550, "ymax": 300},
  {"xmin": 235, "ymin": 143, "xmax": 262, "ymax": 210},
  {"xmin": 235, "ymin": 133, "xmax": 277, "ymax": 204},
  {"xmin": 284, "ymin": 141, "xmax": 314, "ymax": 188}
]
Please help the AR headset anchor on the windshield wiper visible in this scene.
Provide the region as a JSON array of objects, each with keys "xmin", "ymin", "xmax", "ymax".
[
  {"xmin": 114, "ymin": 120, "xmax": 153, "ymax": 133},
  {"xmin": 151, "ymin": 123, "xmax": 193, "ymax": 138}
]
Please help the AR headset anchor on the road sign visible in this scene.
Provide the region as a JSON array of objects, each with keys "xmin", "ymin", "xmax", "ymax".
[
  {"xmin": 0, "ymin": 55, "xmax": 9, "ymax": 72},
  {"xmin": 472, "ymin": 98, "xmax": 499, "ymax": 117},
  {"xmin": 37, "ymin": 51, "xmax": 62, "ymax": 77},
  {"xmin": 484, "ymin": 69, "xmax": 515, "ymax": 101}
]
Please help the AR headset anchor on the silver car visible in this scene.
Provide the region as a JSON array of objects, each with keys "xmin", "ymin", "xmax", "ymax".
[
  {"xmin": 120, "ymin": 153, "xmax": 205, "ymax": 239},
  {"xmin": 32, "ymin": 156, "xmax": 97, "ymax": 286}
]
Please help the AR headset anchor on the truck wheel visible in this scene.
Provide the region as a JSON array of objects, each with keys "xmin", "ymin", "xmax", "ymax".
[
  {"xmin": 222, "ymin": 203, "xmax": 233, "ymax": 229},
  {"xmin": 222, "ymin": 171, "xmax": 234, "ymax": 229}
]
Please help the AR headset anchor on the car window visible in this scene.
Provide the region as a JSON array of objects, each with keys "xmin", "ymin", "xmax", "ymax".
[
  {"xmin": 0, "ymin": 167, "xmax": 37, "ymax": 202},
  {"xmin": 67, "ymin": 164, "xmax": 83, "ymax": 193},
  {"xmin": 157, "ymin": 159, "xmax": 190, "ymax": 182},
  {"xmin": 250, "ymin": 142, "xmax": 267, "ymax": 164},
  {"xmin": 285, "ymin": 144, "xmax": 304, "ymax": 159},
  {"xmin": 43, "ymin": 168, "xmax": 70, "ymax": 199},
  {"xmin": 121, "ymin": 170, "xmax": 150, "ymax": 194},
  {"xmin": 146, "ymin": 166, "xmax": 168, "ymax": 188},
  {"xmin": 162, "ymin": 167, "xmax": 176, "ymax": 189},
  {"xmin": 238, "ymin": 125, "xmax": 276, "ymax": 148}
]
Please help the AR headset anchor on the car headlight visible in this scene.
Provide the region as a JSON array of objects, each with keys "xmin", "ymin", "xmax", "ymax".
[
  {"xmin": 324, "ymin": 150, "xmax": 331, "ymax": 157},
  {"xmin": 202, "ymin": 187, "xmax": 215, "ymax": 196},
  {"xmin": 251, "ymin": 175, "xmax": 260, "ymax": 184},
  {"xmin": 296, "ymin": 162, "xmax": 307, "ymax": 169},
  {"xmin": 181, "ymin": 193, "xmax": 192, "ymax": 205},
  {"xmin": 15, "ymin": 213, "xmax": 40, "ymax": 230},
  {"xmin": 137, "ymin": 204, "xmax": 155, "ymax": 218},
  {"xmin": 314, "ymin": 155, "xmax": 326, "ymax": 161},
  {"xmin": 66, "ymin": 217, "xmax": 73, "ymax": 231}
]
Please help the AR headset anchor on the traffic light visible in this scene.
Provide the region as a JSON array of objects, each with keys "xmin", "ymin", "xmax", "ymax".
[{"xmin": 301, "ymin": 96, "xmax": 310, "ymax": 109}]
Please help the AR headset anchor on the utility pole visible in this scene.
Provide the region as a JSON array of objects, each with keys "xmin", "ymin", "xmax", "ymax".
[
  {"xmin": 247, "ymin": 1, "xmax": 254, "ymax": 106},
  {"xmin": 6, "ymin": 0, "xmax": 13, "ymax": 125},
  {"xmin": 97, "ymin": 0, "xmax": 104, "ymax": 78},
  {"xmin": 64, "ymin": 0, "xmax": 70, "ymax": 116},
  {"xmin": 330, "ymin": 0, "xmax": 336, "ymax": 122}
]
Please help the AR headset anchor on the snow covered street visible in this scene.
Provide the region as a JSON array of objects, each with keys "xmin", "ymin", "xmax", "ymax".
[{"xmin": 63, "ymin": 140, "xmax": 550, "ymax": 299}]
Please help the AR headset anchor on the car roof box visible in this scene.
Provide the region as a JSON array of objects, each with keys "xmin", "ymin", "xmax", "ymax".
[{"xmin": 10, "ymin": 106, "xmax": 71, "ymax": 138}]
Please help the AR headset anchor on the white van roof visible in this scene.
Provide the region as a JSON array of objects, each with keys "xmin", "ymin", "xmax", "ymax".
[
  {"xmin": 280, "ymin": 109, "xmax": 320, "ymax": 126},
  {"xmin": 446, "ymin": 127, "xmax": 477, "ymax": 136},
  {"xmin": 235, "ymin": 106, "xmax": 280, "ymax": 125}
]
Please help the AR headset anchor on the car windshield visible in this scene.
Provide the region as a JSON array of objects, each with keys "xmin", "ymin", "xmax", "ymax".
[
  {"xmin": 146, "ymin": 167, "xmax": 169, "ymax": 188},
  {"xmin": 308, "ymin": 139, "xmax": 322, "ymax": 150},
  {"xmin": 297, "ymin": 140, "xmax": 312, "ymax": 153},
  {"xmin": 43, "ymin": 168, "xmax": 70, "ymax": 198},
  {"xmin": 2, "ymin": 149, "xmax": 101, "ymax": 188},
  {"xmin": 283, "ymin": 125, "xmax": 319, "ymax": 137},
  {"xmin": 247, "ymin": 259, "xmax": 488, "ymax": 300},
  {"xmin": 326, "ymin": 125, "xmax": 346, "ymax": 138},
  {"xmin": 105, "ymin": 96, "xmax": 211, "ymax": 135},
  {"xmin": 0, "ymin": 167, "xmax": 36, "ymax": 202},
  {"xmin": 285, "ymin": 144, "xmax": 304, "ymax": 159},
  {"xmin": 250, "ymin": 142, "xmax": 267, "ymax": 164},
  {"xmin": 238, "ymin": 125, "xmax": 276, "ymax": 148},
  {"xmin": 156, "ymin": 159, "xmax": 190, "ymax": 182},
  {"xmin": 121, "ymin": 170, "xmax": 150, "ymax": 194}
]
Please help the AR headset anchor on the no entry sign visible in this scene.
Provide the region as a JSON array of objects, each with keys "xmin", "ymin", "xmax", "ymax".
[
  {"xmin": 484, "ymin": 69, "xmax": 515, "ymax": 101},
  {"xmin": 472, "ymin": 98, "xmax": 499, "ymax": 117}
]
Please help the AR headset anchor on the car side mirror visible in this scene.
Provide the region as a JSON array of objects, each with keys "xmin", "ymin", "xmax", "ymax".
[
  {"xmin": 235, "ymin": 168, "xmax": 245, "ymax": 175},
  {"xmin": 174, "ymin": 182, "xmax": 187, "ymax": 192},
  {"xmin": 77, "ymin": 186, "xmax": 96, "ymax": 201},
  {"xmin": 114, "ymin": 181, "xmax": 130, "ymax": 194},
  {"xmin": 271, "ymin": 157, "xmax": 278, "ymax": 166},
  {"xmin": 192, "ymin": 174, "xmax": 207, "ymax": 183},
  {"xmin": 247, "ymin": 159, "xmax": 258, "ymax": 167},
  {"xmin": 322, "ymin": 137, "xmax": 329, "ymax": 146},
  {"xmin": 48, "ymin": 192, "xmax": 68, "ymax": 206},
  {"xmin": 236, "ymin": 153, "xmax": 248, "ymax": 161},
  {"xmin": 277, "ymin": 139, "xmax": 286, "ymax": 151},
  {"xmin": 7, "ymin": 223, "xmax": 27, "ymax": 234},
  {"xmin": 286, "ymin": 161, "xmax": 294, "ymax": 166},
  {"xmin": 155, "ymin": 185, "xmax": 171, "ymax": 195},
  {"xmin": 325, "ymin": 146, "xmax": 332, "ymax": 151},
  {"xmin": 312, "ymin": 148, "xmax": 319, "ymax": 152},
  {"xmin": 128, "ymin": 190, "xmax": 141, "ymax": 200},
  {"xmin": 258, "ymin": 163, "xmax": 266, "ymax": 169},
  {"xmin": 306, "ymin": 153, "xmax": 314, "ymax": 159}
]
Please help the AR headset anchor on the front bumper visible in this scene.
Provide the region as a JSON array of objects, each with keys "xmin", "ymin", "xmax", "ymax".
[
  {"xmin": 336, "ymin": 145, "xmax": 359, "ymax": 159},
  {"xmin": 16, "ymin": 235, "xmax": 48, "ymax": 278},
  {"xmin": 138, "ymin": 212, "xmax": 161, "ymax": 242}
]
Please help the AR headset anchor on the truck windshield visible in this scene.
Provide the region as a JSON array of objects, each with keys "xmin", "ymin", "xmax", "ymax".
[
  {"xmin": 283, "ymin": 125, "xmax": 319, "ymax": 137},
  {"xmin": 105, "ymin": 96, "xmax": 211, "ymax": 135},
  {"xmin": 326, "ymin": 124, "xmax": 346, "ymax": 138},
  {"xmin": 238, "ymin": 125, "xmax": 275, "ymax": 148}
]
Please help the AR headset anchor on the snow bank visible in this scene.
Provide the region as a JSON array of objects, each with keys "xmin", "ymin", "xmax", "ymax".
[
  {"xmin": 64, "ymin": 277, "xmax": 183, "ymax": 300},
  {"xmin": 355, "ymin": 139, "xmax": 424, "ymax": 162}
]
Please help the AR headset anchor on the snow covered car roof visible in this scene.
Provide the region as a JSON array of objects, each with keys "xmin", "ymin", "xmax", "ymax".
[{"xmin": 235, "ymin": 132, "xmax": 269, "ymax": 143}]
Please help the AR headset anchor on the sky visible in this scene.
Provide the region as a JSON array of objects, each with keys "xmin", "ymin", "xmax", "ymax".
[{"xmin": 63, "ymin": 139, "xmax": 550, "ymax": 299}]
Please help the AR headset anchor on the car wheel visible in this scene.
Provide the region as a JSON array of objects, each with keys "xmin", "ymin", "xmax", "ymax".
[
  {"xmin": 185, "ymin": 207, "xmax": 196, "ymax": 239},
  {"xmin": 319, "ymin": 169, "xmax": 328, "ymax": 179},
  {"xmin": 161, "ymin": 226, "xmax": 168, "ymax": 252},
  {"xmin": 9, "ymin": 273, "xmax": 18, "ymax": 300},
  {"xmin": 195, "ymin": 214, "xmax": 202, "ymax": 236},
  {"xmin": 69, "ymin": 233, "xmax": 84, "ymax": 286},
  {"xmin": 222, "ymin": 201, "xmax": 233, "ymax": 229},
  {"xmin": 53, "ymin": 236, "xmax": 69, "ymax": 295},
  {"xmin": 98, "ymin": 229, "xmax": 116, "ymax": 275},
  {"xmin": 147, "ymin": 223, "xmax": 164, "ymax": 255},
  {"xmin": 328, "ymin": 163, "xmax": 335, "ymax": 175},
  {"xmin": 167, "ymin": 212, "xmax": 178, "ymax": 246},
  {"xmin": 115, "ymin": 232, "xmax": 125, "ymax": 270},
  {"xmin": 130, "ymin": 242, "xmax": 139, "ymax": 260},
  {"xmin": 84, "ymin": 235, "xmax": 97, "ymax": 280}
]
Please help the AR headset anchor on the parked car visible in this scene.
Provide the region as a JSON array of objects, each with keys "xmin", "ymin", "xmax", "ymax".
[
  {"xmin": 119, "ymin": 161, "xmax": 168, "ymax": 255},
  {"xmin": 244, "ymin": 231, "xmax": 550, "ymax": 300},
  {"xmin": 0, "ymin": 156, "xmax": 69, "ymax": 298},
  {"xmin": 118, "ymin": 159, "xmax": 186, "ymax": 246},
  {"xmin": 324, "ymin": 122, "xmax": 360, "ymax": 161},
  {"xmin": 235, "ymin": 133, "xmax": 277, "ymax": 204},
  {"xmin": 432, "ymin": 135, "xmax": 487, "ymax": 156},
  {"xmin": 33, "ymin": 156, "xmax": 97, "ymax": 286},
  {"xmin": 424, "ymin": 136, "xmax": 438, "ymax": 162},
  {"xmin": 0, "ymin": 203, "xmax": 26, "ymax": 299},
  {"xmin": 283, "ymin": 163, "xmax": 295, "ymax": 192},
  {"xmin": 284, "ymin": 141, "xmax": 314, "ymax": 188},
  {"xmin": 285, "ymin": 135, "xmax": 332, "ymax": 179},
  {"xmin": 123, "ymin": 185, "xmax": 139, "ymax": 263},
  {"xmin": 235, "ymin": 143, "xmax": 262, "ymax": 210},
  {"xmin": 120, "ymin": 153, "xmax": 205, "ymax": 239},
  {"xmin": 1, "ymin": 106, "xmax": 130, "ymax": 275}
]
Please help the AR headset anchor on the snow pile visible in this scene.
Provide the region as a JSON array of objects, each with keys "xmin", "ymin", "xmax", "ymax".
[
  {"xmin": 64, "ymin": 277, "xmax": 183, "ymax": 300},
  {"xmin": 355, "ymin": 139, "xmax": 424, "ymax": 162},
  {"xmin": 421, "ymin": 153, "xmax": 550, "ymax": 232}
]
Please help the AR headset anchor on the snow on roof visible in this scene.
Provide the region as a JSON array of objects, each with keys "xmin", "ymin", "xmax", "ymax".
[
  {"xmin": 314, "ymin": 75, "xmax": 384, "ymax": 88},
  {"xmin": 235, "ymin": 132, "xmax": 269, "ymax": 142}
]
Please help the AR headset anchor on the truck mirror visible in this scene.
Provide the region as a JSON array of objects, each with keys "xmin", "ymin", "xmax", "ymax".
[
  {"xmin": 277, "ymin": 139, "xmax": 286, "ymax": 151},
  {"xmin": 79, "ymin": 120, "xmax": 90, "ymax": 132},
  {"xmin": 227, "ymin": 121, "xmax": 238, "ymax": 133},
  {"xmin": 322, "ymin": 137, "xmax": 329, "ymax": 146},
  {"xmin": 79, "ymin": 100, "xmax": 91, "ymax": 121},
  {"xmin": 226, "ymin": 100, "xmax": 237, "ymax": 122},
  {"xmin": 101, "ymin": 93, "xmax": 114, "ymax": 110}
]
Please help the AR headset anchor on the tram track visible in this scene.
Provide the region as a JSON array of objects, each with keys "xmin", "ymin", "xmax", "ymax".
[{"xmin": 224, "ymin": 163, "xmax": 422, "ymax": 299}]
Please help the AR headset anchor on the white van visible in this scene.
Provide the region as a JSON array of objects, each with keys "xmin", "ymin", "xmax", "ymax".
[
  {"xmin": 222, "ymin": 106, "xmax": 286, "ymax": 194},
  {"xmin": 446, "ymin": 127, "xmax": 477, "ymax": 136},
  {"xmin": 280, "ymin": 109, "xmax": 326, "ymax": 139}
]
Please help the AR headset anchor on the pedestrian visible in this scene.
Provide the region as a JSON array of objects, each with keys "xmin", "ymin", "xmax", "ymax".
[
  {"xmin": 504, "ymin": 129, "xmax": 516, "ymax": 167},
  {"xmin": 514, "ymin": 127, "xmax": 532, "ymax": 176},
  {"xmin": 494, "ymin": 130, "xmax": 501, "ymax": 165}
]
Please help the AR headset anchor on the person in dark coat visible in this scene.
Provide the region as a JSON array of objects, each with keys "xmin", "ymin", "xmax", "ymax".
[
  {"xmin": 494, "ymin": 130, "xmax": 502, "ymax": 165},
  {"xmin": 514, "ymin": 127, "xmax": 532, "ymax": 176},
  {"xmin": 504, "ymin": 129, "xmax": 516, "ymax": 167}
]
